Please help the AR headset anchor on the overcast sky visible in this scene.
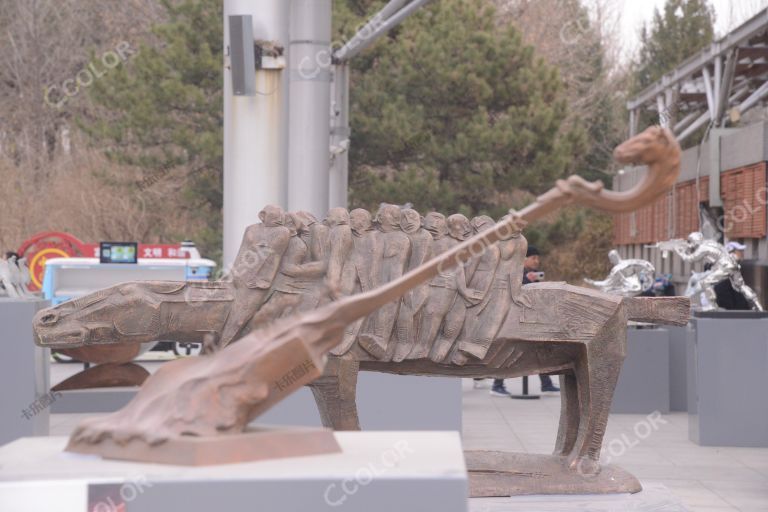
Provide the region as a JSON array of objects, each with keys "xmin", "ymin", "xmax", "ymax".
[{"xmin": 615, "ymin": 0, "xmax": 768, "ymax": 61}]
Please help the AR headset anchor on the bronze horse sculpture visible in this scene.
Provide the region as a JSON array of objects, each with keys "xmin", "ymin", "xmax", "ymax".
[{"xmin": 34, "ymin": 127, "xmax": 686, "ymax": 495}]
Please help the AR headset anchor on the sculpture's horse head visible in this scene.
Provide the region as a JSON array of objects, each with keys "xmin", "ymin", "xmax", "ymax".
[
  {"xmin": 32, "ymin": 281, "xmax": 234, "ymax": 349},
  {"xmin": 33, "ymin": 282, "xmax": 176, "ymax": 348},
  {"xmin": 613, "ymin": 126, "xmax": 676, "ymax": 165},
  {"xmin": 611, "ymin": 126, "xmax": 681, "ymax": 204},
  {"xmin": 513, "ymin": 126, "xmax": 682, "ymax": 220}
]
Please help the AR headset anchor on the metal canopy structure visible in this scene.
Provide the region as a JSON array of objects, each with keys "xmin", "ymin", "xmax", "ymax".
[{"xmin": 627, "ymin": 8, "xmax": 768, "ymax": 143}]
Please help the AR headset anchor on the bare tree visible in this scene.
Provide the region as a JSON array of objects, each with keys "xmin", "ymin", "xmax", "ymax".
[
  {"xmin": 719, "ymin": 0, "xmax": 768, "ymax": 36},
  {"xmin": 494, "ymin": 0, "xmax": 629, "ymax": 178},
  {"xmin": 0, "ymin": 0, "xmax": 161, "ymax": 173}
]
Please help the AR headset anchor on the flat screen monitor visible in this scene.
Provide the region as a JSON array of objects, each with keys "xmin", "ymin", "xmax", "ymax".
[{"xmin": 100, "ymin": 242, "xmax": 138, "ymax": 264}]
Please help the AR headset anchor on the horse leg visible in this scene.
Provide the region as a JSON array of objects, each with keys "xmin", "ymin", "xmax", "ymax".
[
  {"xmin": 566, "ymin": 326, "xmax": 625, "ymax": 474},
  {"xmin": 553, "ymin": 370, "xmax": 579, "ymax": 457},
  {"xmin": 308, "ymin": 358, "xmax": 361, "ymax": 430}
]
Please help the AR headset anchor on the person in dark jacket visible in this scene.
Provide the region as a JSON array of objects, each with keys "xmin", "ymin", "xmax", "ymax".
[
  {"xmin": 489, "ymin": 245, "xmax": 560, "ymax": 396},
  {"xmin": 714, "ymin": 241, "xmax": 751, "ymax": 310}
]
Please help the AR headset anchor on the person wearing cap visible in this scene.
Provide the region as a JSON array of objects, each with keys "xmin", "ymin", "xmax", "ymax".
[
  {"xmin": 521, "ymin": 246, "xmax": 560, "ymax": 392},
  {"xmin": 489, "ymin": 245, "xmax": 560, "ymax": 396},
  {"xmin": 522, "ymin": 245, "xmax": 543, "ymax": 285}
]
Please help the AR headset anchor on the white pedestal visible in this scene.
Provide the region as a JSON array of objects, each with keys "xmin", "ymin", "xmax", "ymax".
[
  {"xmin": 0, "ymin": 298, "xmax": 50, "ymax": 445},
  {"xmin": 0, "ymin": 432, "xmax": 468, "ymax": 512}
]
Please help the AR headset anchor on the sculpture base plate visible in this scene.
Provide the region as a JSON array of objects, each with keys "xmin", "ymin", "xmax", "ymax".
[
  {"xmin": 466, "ymin": 451, "xmax": 642, "ymax": 497},
  {"xmin": 65, "ymin": 425, "xmax": 341, "ymax": 466}
]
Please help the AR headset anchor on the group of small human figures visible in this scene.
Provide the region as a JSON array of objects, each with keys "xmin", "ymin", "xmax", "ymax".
[{"xmin": 218, "ymin": 204, "xmax": 532, "ymax": 366}]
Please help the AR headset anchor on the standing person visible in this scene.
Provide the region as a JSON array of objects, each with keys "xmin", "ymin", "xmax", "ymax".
[
  {"xmin": 522, "ymin": 245, "xmax": 560, "ymax": 393},
  {"xmin": 713, "ymin": 241, "xmax": 751, "ymax": 310}
]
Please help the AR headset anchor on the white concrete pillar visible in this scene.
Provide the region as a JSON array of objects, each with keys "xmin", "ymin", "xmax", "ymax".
[{"xmin": 223, "ymin": 0, "xmax": 289, "ymax": 268}]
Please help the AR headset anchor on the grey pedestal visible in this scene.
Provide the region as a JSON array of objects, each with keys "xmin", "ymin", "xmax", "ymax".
[
  {"xmin": 667, "ymin": 324, "xmax": 693, "ymax": 412},
  {"xmin": 688, "ymin": 313, "xmax": 768, "ymax": 447},
  {"xmin": 611, "ymin": 327, "xmax": 670, "ymax": 414},
  {"xmin": 51, "ymin": 388, "xmax": 136, "ymax": 414},
  {"xmin": 53, "ymin": 372, "xmax": 463, "ymax": 432},
  {"xmin": 264, "ymin": 372, "xmax": 462, "ymax": 431},
  {"xmin": 0, "ymin": 433, "xmax": 467, "ymax": 512},
  {"xmin": 0, "ymin": 298, "xmax": 50, "ymax": 445}
]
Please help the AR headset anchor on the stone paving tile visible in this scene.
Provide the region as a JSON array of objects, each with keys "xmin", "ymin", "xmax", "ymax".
[
  {"xmin": 725, "ymin": 448, "xmax": 768, "ymax": 471},
  {"xmin": 661, "ymin": 479, "xmax": 737, "ymax": 510},
  {"xmin": 469, "ymin": 482, "xmax": 692, "ymax": 511},
  {"xmin": 702, "ymin": 479, "xmax": 768, "ymax": 511},
  {"xmin": 463, "ymin": 378, "xmax": 768, "ymax": 512}
]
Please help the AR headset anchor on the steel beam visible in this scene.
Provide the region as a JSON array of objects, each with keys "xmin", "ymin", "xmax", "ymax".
[
  {"xmin": 702, "ymin": 65, "xmax": 715, "ymax": 119},
  {"xmin": 678, "ymin": 86, "xmax": 753, "ymax": 142},
  {"xmin": 737, "ymin": 80, "xmax": 768, "ymax": 113},
  {"xmin": 714, "ymin": 56, "xmax": 722, "ymax": 114},
  {"xmin": 674, "ymin": 110, "xmax": 703, "ymax": 134},
  {"xmin": 335, "ymin": 0, "xmax": 434, "ymax": 62},
  {"xmin": 715, "ymin": 50, "xmax": 737, "ymax": 125},
  {"xmin": 627, "ymin": 8, "xmax": 768, "ymax": 110},
  {"xmin": 334, "ymin": 0, "xmax": 409, "ymax": 62},
  {"xmin": 657, "ymin": 95, "xmax": 668, "ymax": 128}
]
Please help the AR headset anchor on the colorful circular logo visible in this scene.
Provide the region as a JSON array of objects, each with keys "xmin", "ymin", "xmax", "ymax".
[{"xmin": 29, "ymin": 248, "xmax": 70, "ymax": 289}]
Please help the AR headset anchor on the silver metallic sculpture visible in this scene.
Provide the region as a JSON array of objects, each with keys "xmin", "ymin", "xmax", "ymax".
[
  {"xmin": 583, "ymin": 250, "xmax": 655, "ymax": 297},
  {"xmin": 0, "ymin": 254, "xmax": 34, "ymax": 298},
  {"xmin": 649, "ymin": 232, "xmax": 763, "ymax": 312}
]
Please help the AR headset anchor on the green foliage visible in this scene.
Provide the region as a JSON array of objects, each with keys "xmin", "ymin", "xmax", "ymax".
[
  {"xmin": 527, "ymin": 209, "xmax": 614, "ymax": 283},
  {"xmin": 80, "ymin": 0, "xmax": 598, "ymax": 260},
  {"xmin": 339, "ymin": 0, "xmax": 587, "ymax": 217},
  {"xmin": 632, "ymin": 0, "xmax": 715, "ymax": 146},
  {"xmin": 634, "ymin": 0, "xmax": 715, "ymax": 91},
  {"xmin": 81, "ymin": 0, "xmax": 223, "ymax": 259}
]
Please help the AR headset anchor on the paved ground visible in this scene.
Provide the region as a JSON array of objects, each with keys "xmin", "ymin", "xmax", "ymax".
[
  {"xmin": 48, "ymin": 360, "xmax": 768, "ymax": 511},
  {"xmin": 463, "ymin": 378, "xmax": 768, "ymax": 512}
]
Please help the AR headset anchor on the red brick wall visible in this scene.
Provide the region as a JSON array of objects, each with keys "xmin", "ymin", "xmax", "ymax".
[
  {"xmin": 613, "ymin": 177, "xmax": 709, "ymax": 245},
  {"xmin": 720, "ymin": 162, "xmax": 767, "ymax": 238},
  {"xmin": 673, "ymin": 177, "xmax": 709, "ymax": 238},
  {"xmin": 613, "ymin": 163, "xmax": 768, "ymax": 245}
]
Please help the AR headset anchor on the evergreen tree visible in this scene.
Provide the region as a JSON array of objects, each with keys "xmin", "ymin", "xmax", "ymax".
[
  {"xmin": 82, "ymin": 0, "xmax": 223, "ymax": 259},
  {"xmin": 337, "ymin": 0, "xmax": 586, "ymax": 217},
  {"xmin": 83, "ymin": 0, "xmax": 587, "ymax": 256},
  {"xmin": 635, "ymin": 0, "xmax": 715, "ymax": 91},
  {"xmin": 632, "ymin": 0, "xmax": 715, "ymax": 145}
]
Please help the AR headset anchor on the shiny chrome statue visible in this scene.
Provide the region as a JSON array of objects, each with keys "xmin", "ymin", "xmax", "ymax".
[
  {"xmin": 584, "ymin": 250, "xmax": 655, "ymax": 297},
  {"xmin": 0, "ymin": 253, "xmax": 33, "ymax": 298},
  {"xmin": 649, "ymin": 232, "xmax": 763, "ymax": 312}
]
